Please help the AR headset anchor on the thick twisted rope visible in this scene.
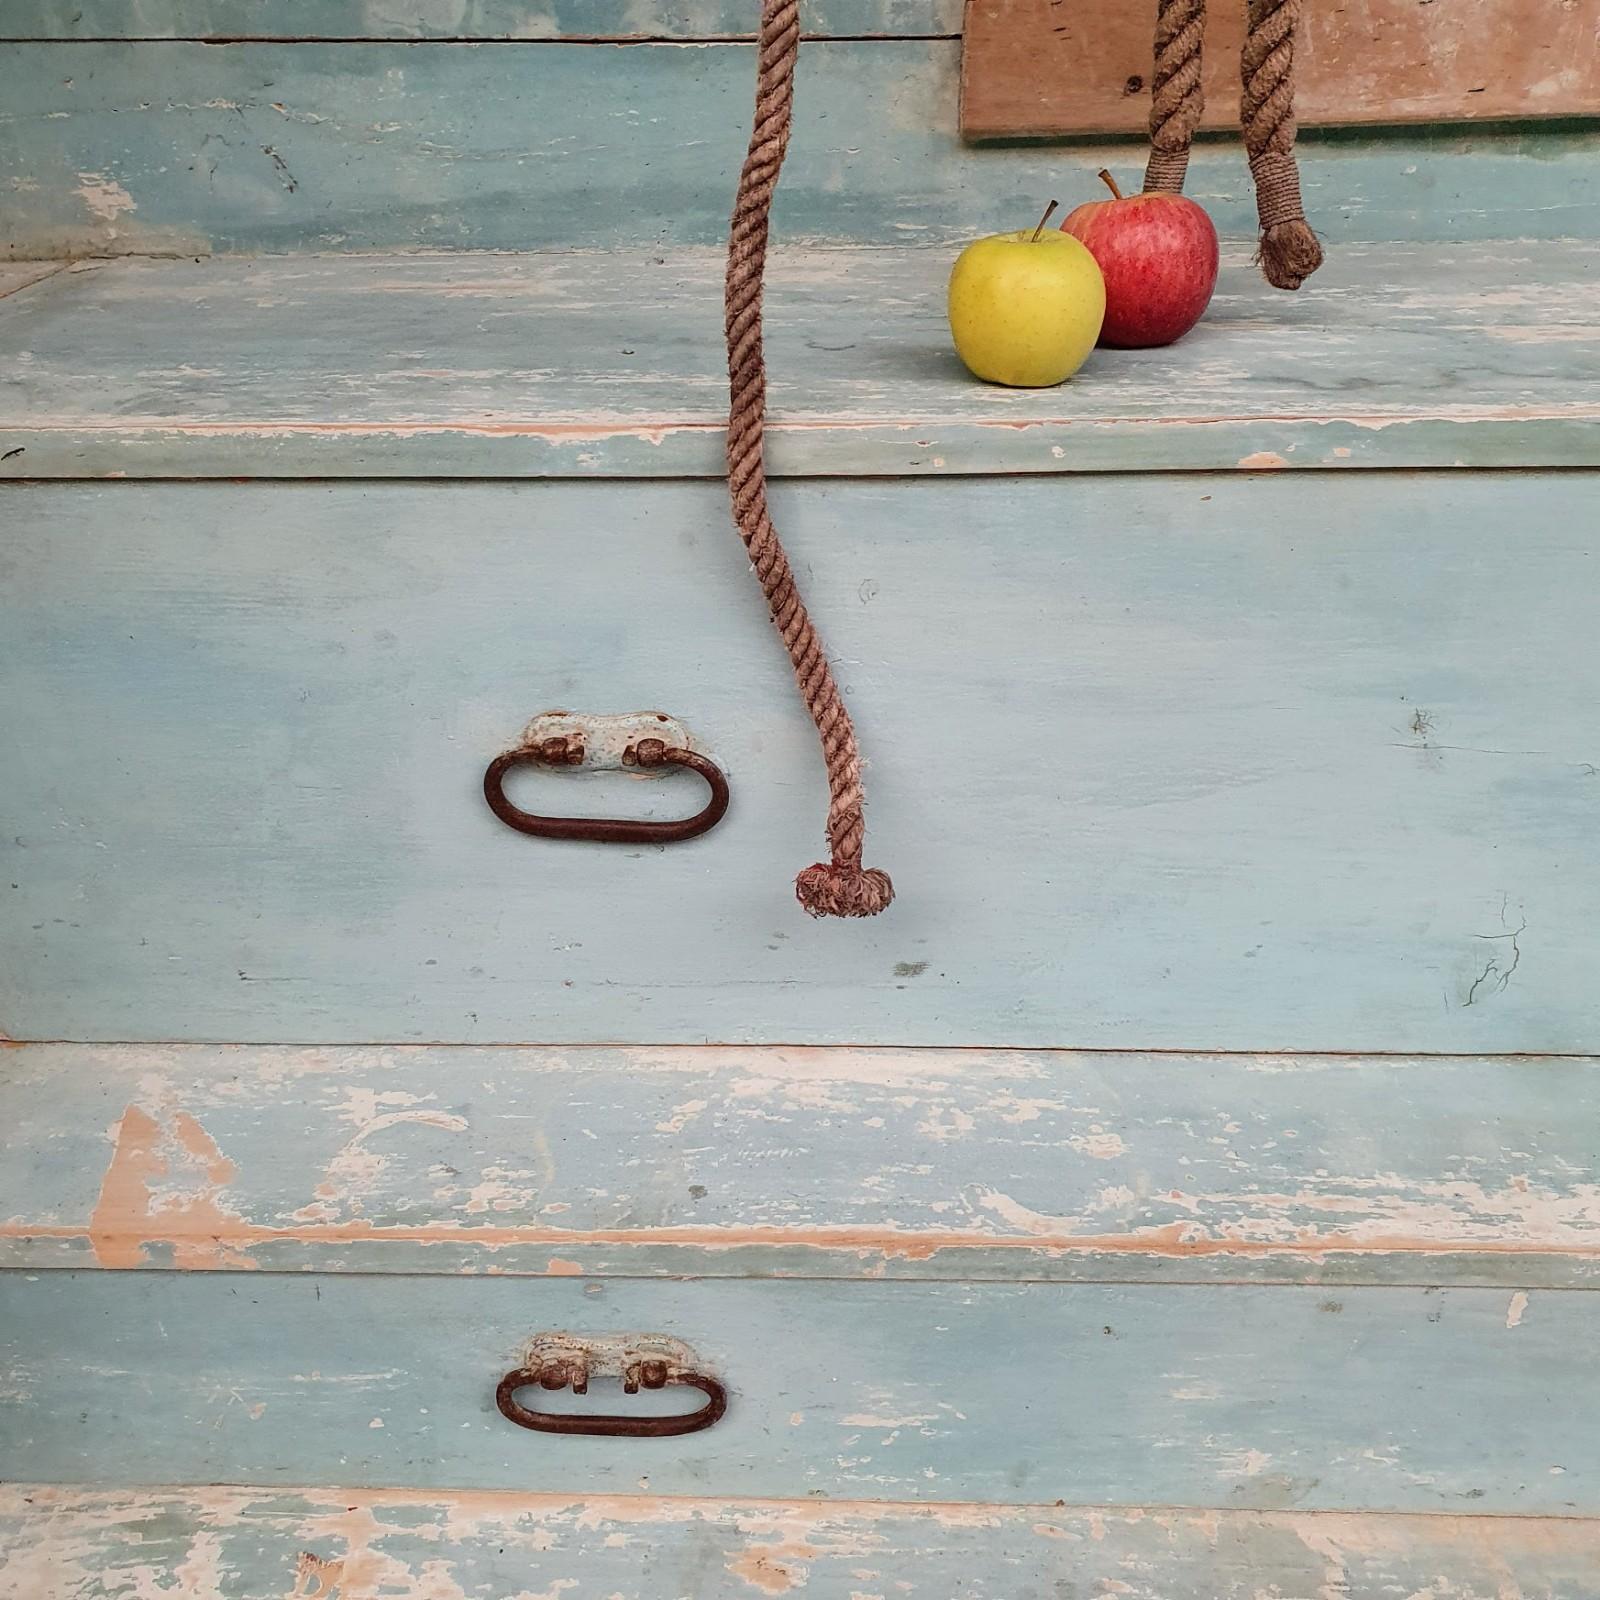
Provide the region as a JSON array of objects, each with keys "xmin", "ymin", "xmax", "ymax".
[
  {"xmin": 724, "ymin": 0, "xmax": 893, "ymax": 917},
  {"xmin": 1240, "ymin": 0, "xmax": 1323, "ymax": 288},
  {"xmin": 1143, "ymin": 0, "xmax": 1206, "ymax": 194},
  {"xmin": 1141, "ymin": 0, "xmax": 1322, "ymax": 288}
]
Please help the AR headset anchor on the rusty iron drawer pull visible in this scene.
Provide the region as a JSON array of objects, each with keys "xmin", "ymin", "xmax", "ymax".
[
  {"xmin": 483, "ymin": 711, "xmax": 729, "ymax": 845},
  {"xmin": 496, "ymin": 1361, "xmax": 728, "ymax": 1438}
]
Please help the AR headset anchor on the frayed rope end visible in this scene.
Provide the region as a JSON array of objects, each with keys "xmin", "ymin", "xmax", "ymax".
[
  {"xmin": 795, "ymin": 862, "xmax": 895, "ymax": 919},
  {"xmin": 1256, "ymin": 219, "xmax": 1323, "ymax": 291}
]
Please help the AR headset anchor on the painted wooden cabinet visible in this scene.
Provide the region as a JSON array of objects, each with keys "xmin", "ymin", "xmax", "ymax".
[{"xmin": 3, "ymin": 8, "xmax": 1600, "ymax": 1597}]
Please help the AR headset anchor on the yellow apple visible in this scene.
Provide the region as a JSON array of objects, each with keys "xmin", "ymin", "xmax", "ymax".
[{"xmin": 948, "ymin": 215, "xmax": 1106, "ymax": 387}]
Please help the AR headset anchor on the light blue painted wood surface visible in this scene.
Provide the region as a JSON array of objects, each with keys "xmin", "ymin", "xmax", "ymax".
[
  {"xmin": 5, "ymin": 244, "xmax": 1597, "ymax": 479},
  {"xmin": 5, "ymin": 1043, "xmax": 1599, "ymax": 1288},
  {"xmin": 1, "ymin": 1271, "xmax": 1594, "ymax": 1510},
  {"xmin": 0, "ymin": 0, "xmax": 966, "ymax": 39},
  {"xmin": 4, "ymin": 474, "xmax": 1598, "ymax": 1050},
  {"xmin": 4, "ymin": 40, "xmax": 1599, "ymax": 257},
  {"xmin": 5, "ymin": 1486, "xmax": 1599, "ymax": 1600}
]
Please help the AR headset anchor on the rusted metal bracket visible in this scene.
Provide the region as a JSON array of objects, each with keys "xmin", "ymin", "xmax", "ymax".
[
  {"xmin": 483, "ymin": 711, "xmax": 729, "ymax": 845},
  {"xmin": 496, "ymin": 1332, "xmax": 727, "ymax": 1438}
]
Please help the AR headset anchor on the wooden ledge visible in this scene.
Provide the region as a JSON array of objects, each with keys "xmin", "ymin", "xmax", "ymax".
[{"xmin": 3, "ymin": 240, "xmax": 1597, "ymax": 480}]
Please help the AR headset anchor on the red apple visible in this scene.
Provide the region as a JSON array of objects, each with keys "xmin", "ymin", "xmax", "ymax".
[{"xmin": 1060, "ymin": 169, "xmax": 1219, "ymax": 349}]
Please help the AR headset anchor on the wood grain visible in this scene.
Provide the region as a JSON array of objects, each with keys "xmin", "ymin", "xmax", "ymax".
[
  {"xmin": 3, "ymin": 243, "xmax": 1598, "ymax": 479},
  {"xmin": 961, "ymin": 0, "xmax": 1600, "ymax": 139},
  {"xmin": 3, "ymin": 1271, "xmax": 1597, "ymax": 1509},
  {"xmin": 4, "ymin": 1485, "xmax": 1598, "ymax": 1600},
  {"xmin": 5, "ymin": 474, "xmax": 1598, "ymax": 1052},
  {"xmin": 3, "ymin": 41, "xmax": 1598, "ymax": 258},
  {"xmin": 6, "ymin": 1043, "xmax": 1599, "ymax": 1287}
]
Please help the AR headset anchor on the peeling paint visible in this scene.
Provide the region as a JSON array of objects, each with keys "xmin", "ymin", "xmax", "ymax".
[
  {"xmin": 73, "ymin": 172, "xmax": 136, "ymax": 226},
  {"xmin": 726, "ymin": 1542, "xmax": 819, "ymax": 1594},
  {"xmin": 12, "ymin": 1045, "xmax": 1600, "ymax": 1287},
  {"xmin": 26, "ymin": 1187, "xmax": 1600, "ymax": 1273},
  {"xmin": 291, "ymin": 1099, "xmax": 470, "ymax": 1225},
  {"xmin": 289, "ymin": 1551, "xmax": 343, "ymax": 1598},
  {"xmin": 89, "ymin": 1104, "xmax": 254, "ymax": 1270}
]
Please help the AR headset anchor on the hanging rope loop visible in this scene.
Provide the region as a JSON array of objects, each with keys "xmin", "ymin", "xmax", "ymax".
[
  {"xmin": 725, "ymin": 0, "xmax": 894, "ymax": 917},
  {"xmin": 1142, "ymin": 0, "xmax": 1323, "ymax": 288}
]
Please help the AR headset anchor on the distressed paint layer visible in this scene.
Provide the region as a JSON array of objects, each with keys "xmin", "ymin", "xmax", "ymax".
[
  {"xmin": 0, "ymin": 0, "xmax": 968, "ymax": 40},
  {"xmin": 2, "ymin": 244, "xmax": 1599, "ymax": 478},
  {"xmin": 2, "ymin": 1272, "xmax": 1597, "ymax": 1511},
  {"xmin": 88, "ymin": 1103, "xmax": 254, "ymax": 1269},
  {"xmin": 4, "ymin": 1045, "xmax": 1599, "ymax": 1285},
  {"xmin": 5, "ymin": 1486, "xmax": 1599, "ymax": 1600}
]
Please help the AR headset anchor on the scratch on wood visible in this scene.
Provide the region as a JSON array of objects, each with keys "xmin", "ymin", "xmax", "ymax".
[{"xmin": 291, "ymin": 1096, "xmax": 469, "ymax": 1224}]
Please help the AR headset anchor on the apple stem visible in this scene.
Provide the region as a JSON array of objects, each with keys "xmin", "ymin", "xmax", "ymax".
[
  {"xmin": 1098, "ymin": 169, "xmax": 1123, "ymax": 201},
  {"xmin": 1030, "ymin": 199, "xmax": 1059, "ymax": 242}
]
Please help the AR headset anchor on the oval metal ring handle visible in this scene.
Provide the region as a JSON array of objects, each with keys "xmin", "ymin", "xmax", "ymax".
[
  {"xmin": 496, "ymin": 1365, "xmax": 729, "ymax": 1438},
  {"xmin": 484, "ymin": 738, "xmax": 729, "ymax": 845}
]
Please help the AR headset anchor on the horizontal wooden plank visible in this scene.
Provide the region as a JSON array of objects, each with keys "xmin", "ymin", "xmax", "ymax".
[
  {"xmin": 4, "ymin": 1487, "xmax": 1599, "ymax": 1600},
  {"xmin": 3, "ymin": 41, "xmax": 1599, "ymax": 257},
  {"xmin": 961, "ymin": 0, "xmax": 1600, "ymax": 138},
  {"xmin": 4, "ymin": 244, "xmax": 1598, "ymax": 479},
  {"xmin": 5, "ymin": 474, "xmax": 1598, "ymax": 1052},
  {"xmin": 5, "ymin": 1044, "xmax": 1600, "ymax": 1287},
  {"xmin": 2, "ymin": 1272, "xmax": 1596, "ymax": 1510},
  {"xmin": 0, "ymin": 0, "xmax": 965, "ymax": 40}
]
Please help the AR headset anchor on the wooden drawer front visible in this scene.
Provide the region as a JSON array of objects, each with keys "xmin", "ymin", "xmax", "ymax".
[
  {"xmin": 2, "ymin": 1271, "xmax": 1596, "ymax": 1512},
  {"xmin": 4, "ymin": 474, "xmax": 1596, "ymax": 1051},
  {"xmin": 8, "ymin": 1043, "xmax": 1600, "ymax": 1290}
]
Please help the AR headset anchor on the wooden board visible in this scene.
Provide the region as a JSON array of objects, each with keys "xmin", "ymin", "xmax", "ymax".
[
  {"xmin": 4, "ymin": 1272, "xmax": 1598, "ymax": 1510},
  {"xmin": 3, "ymin": 41, "xmax": 1599, "ymax": 258},
  {"xmin": 3, "ymin": 244, "xmax": 1599, "ymax": 479},
  {"xmin": 0, "ymin": 0, "xmax": 966, "ymax": 40},
  {"xmin": 5, "ymin": 473, "xmax": 1599, "ymax": 1052},
  {"xmin": 4, "ymin": 1486, "xmax": 1599, "ymax": 1600},
  {"xmin": 6, "ymin": 1044, "xmax": 1599, "ymax": 1287},
  {"xmin": 961, "ymin": 0, "xmax": 1600, "ymax": 139}
]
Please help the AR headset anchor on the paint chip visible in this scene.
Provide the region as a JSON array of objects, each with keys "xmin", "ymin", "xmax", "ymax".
[{"xmin": 74, "ymin": 172, "xmax": 137, "ymax": 226}]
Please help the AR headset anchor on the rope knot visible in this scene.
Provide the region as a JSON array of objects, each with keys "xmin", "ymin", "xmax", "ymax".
[
  {"xmin": 1247, "ymin": 148, "xmax": 1323, "ymax": 289},
  {"xmin": 1240, "ymin": 0, "xmax": 1322, "ymax": 290},
  {"xmin": 795, "ymin": 863, "xmax": 896, "ymax": 919}
]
